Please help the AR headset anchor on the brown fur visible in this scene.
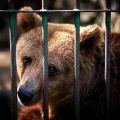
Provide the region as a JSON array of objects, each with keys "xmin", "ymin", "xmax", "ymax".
[
  {"xmin": 17, "ymin": 7, "xmax": 42, "ymax": 32},
  {"xmin": 17, "ymin": 7, "xmax": 120, "ymax": 120},
  {"xmin": 18, "ymin": 104, "xmax": 43, "ymax": 120}
]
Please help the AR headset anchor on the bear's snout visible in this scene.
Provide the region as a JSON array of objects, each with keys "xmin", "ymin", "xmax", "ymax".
[{"xmin": 18, "ymin": 86, "xmax": 33, "ymax": 105}]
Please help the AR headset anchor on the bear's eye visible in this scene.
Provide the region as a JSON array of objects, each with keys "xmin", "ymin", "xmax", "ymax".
[
  {"xmin": 22, "ymin": 56, "xmax": 32, "ymax": 66},
  {"xmin": 48, "ymin": 65, "xmax": 57, "ymax": 76}
]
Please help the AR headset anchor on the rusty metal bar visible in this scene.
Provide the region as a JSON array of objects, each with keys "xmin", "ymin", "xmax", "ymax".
[
  {"xmin": 42, "ymin": 0, "xmax": 49, "ymax": 120},
  {"xmin": 105, "ymin": 0, "xmax": 111, "ymax": 117},
  {"xmin": 8, "ymin": 0, "xmax": 17, "ymax": 120},
  {"xmin": 74, "ymin": 0, "xmax": 80, "ymax": 120}
]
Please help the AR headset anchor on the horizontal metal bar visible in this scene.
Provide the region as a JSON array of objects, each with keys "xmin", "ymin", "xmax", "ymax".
[{"xmin": 0, "ymin": 9, "xmax": 120, "ymax": 13}]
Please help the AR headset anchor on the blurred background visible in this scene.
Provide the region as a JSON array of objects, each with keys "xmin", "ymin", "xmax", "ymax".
[{"xmin": 0, "ymin": 0, "xmax": 120, "ymax": 119}]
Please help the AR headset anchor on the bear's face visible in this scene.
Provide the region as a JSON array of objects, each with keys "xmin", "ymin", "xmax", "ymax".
[
  {"xmin": 17, "ymin": 7, "xmax": 104, "ymax": 106},
  {"xmin": 17, "ymin": 27, "xmax": 75, "ymax": 106}
]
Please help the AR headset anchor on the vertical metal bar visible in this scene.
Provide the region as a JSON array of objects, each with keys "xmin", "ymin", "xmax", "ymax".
[
  {"xmin": 42, "ymin": 0, "xmax": 48, "ymax": 120},
  {"xmin": 8, "ymin": 0, "xmax": 17, "ymax": 120},
  {"xmin": 105, "ymin": 0, "xmax": 111, "ymax": 117},
  {"xmin": 42, "ymin": 0, "xmax": 47, "ymax": 9},
  {"xmin": 74, "ymin": 0, "xmax": 80, "ymax": 120},
  {"xmin": 74, "ymin": 0, "xmax": 80, "ymax": 9}
]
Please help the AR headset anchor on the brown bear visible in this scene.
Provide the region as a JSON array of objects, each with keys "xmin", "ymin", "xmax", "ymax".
[
  {"xmin": 18, "ymin": 103, "xmax": 43, "ymax": 120},
  {"xmin": 17, "ymin": 7, "xmax": 120, "ymax": 120}
]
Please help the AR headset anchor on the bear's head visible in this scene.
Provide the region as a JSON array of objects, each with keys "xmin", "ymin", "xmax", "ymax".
[{"xmin": 16, "ymin": 7, "xmax": 104, "ymax": 108}]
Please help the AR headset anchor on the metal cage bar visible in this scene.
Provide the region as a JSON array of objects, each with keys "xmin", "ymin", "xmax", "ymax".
[
  {"xmin": 8, "ymin": 0, "xmax": 17, "ymax": 120},
  {"xmin": 105, "ymin": 0, "xmax": 111, "ymax": 117},
  {"xmin": 42, "ymin": 0, "xmax": 49, "ymax": 120},
  {"xmin": 0, "ymin": 9, "xmax": 120, "ymax": 13},
  {"xmin": 74, "ymin": 0, "xmax": 80, "ymax": 120}
]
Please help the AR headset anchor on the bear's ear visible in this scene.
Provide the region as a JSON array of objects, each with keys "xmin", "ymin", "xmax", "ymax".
[
  {"xmin": 17, "ymin": 7, "xmax": 42, "ymax": 32},
  {"xmin": 80, "ymin": 25, "xmax": 103, "ymax": 53}
]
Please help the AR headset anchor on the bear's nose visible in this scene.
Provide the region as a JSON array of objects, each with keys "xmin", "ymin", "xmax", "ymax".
[{"xmin": 18, "ymin": 86, "xmax": 33, "ymax": 104}]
